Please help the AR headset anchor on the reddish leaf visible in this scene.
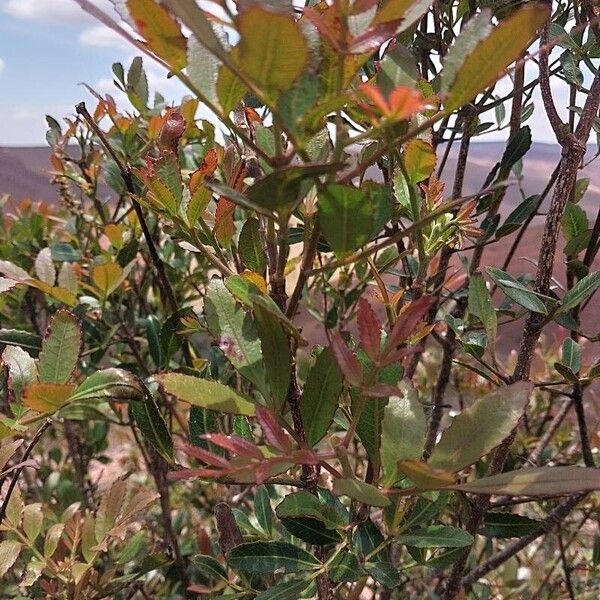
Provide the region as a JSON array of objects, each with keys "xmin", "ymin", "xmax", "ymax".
[
  {"xmin": 385, "ymin": 296, "xmax": 436, "ymax": 355},
  {"xmin": 292, "ymin": 449, "xmax": 320, "ymax": 465},
  {"xmin": 330, "ymin": 332, "xmax": 363, "ymax": 387},
  {"xmin": 357, "ymin": 298, "xmax": 382, "ymax": 362},
  {"xmin": 203, "ymin": 434, "xmax": 264, "ymax": 460},
  {"xmin": 256, "ymin": 405, "xmax": 292, "ymax": 453},
  {"xmin": 360, "ymin": 83, "xmax": 426, "ymax": 122},
  {"xmin": 213, "ymin": 196, "xmax": 236, "ymax": 246},
  {"xmin": 303, "ymin": 7, "xmax": 342, "ymax": 51},
  {"xmin": 255, "ymin": 461, "xmax": 274, "ymax": 485},
  {"xmin": 348, "ymin": 20, "xmax": 404, "ymax": 54},
  {"xmin": 168, "ymin": 468, "xmax": 224, "ymax": 481},
  {"xmin": 182, "ymin": 444, "xmax": 230, "ymax": 468},
  {"xmin": 363, "ymin": 383, "xmax": 402, "ymax": 398},
  {"xmin": 189, "ymin": 148, "xmax": 219, "ymax": 192}
]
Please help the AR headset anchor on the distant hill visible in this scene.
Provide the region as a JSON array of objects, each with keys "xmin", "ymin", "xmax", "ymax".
[
  {"xmin": 0, "ymin": 146, "xmax": 61, "ymax": 204},
  {"xmin": 2, "ymin": 142, "xmax": 598, "ymax": 214}
]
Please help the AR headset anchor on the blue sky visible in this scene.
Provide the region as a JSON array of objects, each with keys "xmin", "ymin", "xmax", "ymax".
[
  {"xmin": 0, "ymin": 0, "xmax": 586, "ymax": 147},
  {"xmin": 0, "ymin": 0, "xmax": 187, "ymax": 145}
]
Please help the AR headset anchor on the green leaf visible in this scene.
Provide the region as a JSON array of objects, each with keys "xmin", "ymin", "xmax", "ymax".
[
  {"xmin": 276, "ymin": 491, "xmax": 345, "ymax": 544},
  {"xmin": 206, "ymin": 179, "xmax": 275, "ymax": 218},
  {"xmin": 225, "ymin": 275, "xmax": 305, "ymax": 344},
  {"xmin": 146, "ymin": 315, "xmax": 164, "ymax": 370},
  {"xmin": 560, "ymin": 50, "xmax": 583, "ymax": 88},
  {"xmin": 2, "ymin": 345, "xmax": 37, "ymax": 403},
  {"xmin": 444, "ymin": 4, "xmax": 549, "ymax": 111},
  {"xmin": 468, "ymin": 274, "xmax": 497, "ymax": 356},
  {"xmin": 562, "ymin": 202, "xmax": 588, "ymax": 243},
  {"xmin": 279, "ymin": 516, "xmax": 342, "ymax": 545},
  {"xmin": 398, "ymin": 525, "xmax": 473, "ymax": 548},
  {"xmin": 499, "ymin": 126, "xmax": 531, "ymax": 172},
  {"xmin": 354, "ymin": 360, "xmax": 402, "ymax": 469},
  {"xmin": 227, "ymin": 541, "xmax": 321, "ymax": 573},
  {"xmin": 364, "ymin": 561, "xmax": 402, "ymax": 589},
  {"xmin": 333, "ymin": 478, "xmax": 390, "ymax": 508},
  {"xmin": 402, "ymin": 492, "xmax": 450, "ymax": 531},
  {"xmin": 276, "ymin": 491, "xmax": 344, "ymax": 526},
  {"xmin": 254, "ymin": 577, "xmax": 311, "ymax": 600},
  {"xmin": 187, "ymin": 27, "xmax": 227, "ymax": 106},
  {"xmin": 44, "ymin": 523, "xmax": 64, "ymax": 558},
  {"xmin": 564, "ymin": 230, "xmax": 592, "ymax": 256},
  {"xmin": 22, "ymin": 503, "xmax": 43, "ymax": 542},
  {"xmin": 559, "ymin": 272, "xmax": 600, "ymax": 314},
  {"xmin": 372, "ymin": 0, "xmax": 431, "ymax": 28},
  {"xmin": 441, "ymin": 9, "xmax": 493, "ymax": 94},
  {"xmin": 127, "ymin": 56, "xmax": 149, "ymax": 108},
  {"xmin": 300, "ymin": 347, "xmax": 343, "ymax": 446},
  {"xmin": 403, "ymin": 139, "xmax": 436, "ymax": 185},
  {"xmin": 254, "ymin": 304, "xmax": 291, "ymax": 412},
  {"xmin": 0, "ymin": 330, "xmax": 42, "ymax": 356},
  {"xmin": 69, "ymin": 369, "xmax": 145, "ymax": 403},
  {"xmin": 354, "ymin": 520, "xmax": 385, "ymax": 559},
  {"xmin": 328, "ymin": 552, "xmax": 363, "ymax": 583},
  {"xmin": 189, "ymin": 406, "xmax": 219, "ymax": 451},
  {"xmin": 422, "ymin": 547, "xmax": 464, "ymax": 570},
  {"xmin": 0, "ymin": 439, "xmax": 23, "ymax": 473},
  {"xmin": 157, "ymin": 373, "xmax": 256, "ymax": 415},
  {"xmin": 50, "ymin": 242, "xmax": 81, "ymax": 263},
  {"xmin": 190, "ymin": 555, "xmax": 228, "ymax": 581},
  {"xmin": 278, "ymin": 74, "xmax": 319, "ymax": 134},
  {"xmin": 0, "ymin": 540, "xmax": 22, "ymax": 578},
  {"xmin": 560, "ymin": 337, "xmax": 581, "ymax": 375},
  {"xmin": 237, "ymin": 6, "xmax": 308, "ymax": 99},
  {"xmin": 164, "ymin": 0, "xmax": 231, "ymax": 68},
  {"xmin": 377, "ymin": 45, "xmax": 419, "ymax": 95},
  {"xmin": 216, "ymin": 60, "xmax": 247, "ymax": 114},
  {"xmin": 429, "ymin": 381, "xmax": 533, "ymax": 472},
  {"xmin": 480, "ymin": 512, "xmax": 542, "ymax": 538},
  {"xmin": 255, "ymin": 486, "xmax": 273, "ymax": 535},
  {"xmin": 381, "ymin": 382, "xmax": 426, "ymax": 486},
  {"xmin": 495, "ymin": 195, "xmax": 538, "ymax": 238},
  {"xmin": 205, "ymin": 279, "xmax": 266, "ymax": 393},
  {"xmin": 319, "ymin": 184, "xmax": 374, "ymax": 257},
  {"xmin": 35, "ymin": 247, "xmax": 55, "ymax": 286},
  {"xmin": 449, "ymin": 466, "xmax": 600, "ymax": 496},
  {"xmin": 38, "ymin": 310, "xmax": 82, "ymax": 384},
  {"xmin": 238, "ymin": 217, "xmax": 266, "ymax": 273},
  {"xmin": 131, "ymin": 394, "xmax": 173, "ymax": 463},
  {"xmin": 486, "ymin": 267, "xmax": 548, "ymax": 314},
  {"xmin": 247, "ymin": 163, "xmax": 338, "ymax": 218}
]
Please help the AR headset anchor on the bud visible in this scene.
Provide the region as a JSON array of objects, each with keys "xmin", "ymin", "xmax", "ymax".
[{"xmin": 158, "ymin": 110, "xmax": 185, "ymax": 152}]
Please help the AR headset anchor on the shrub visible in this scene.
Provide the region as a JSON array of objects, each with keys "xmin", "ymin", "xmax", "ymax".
[{"xmin": 1, "ymin": 1, "xmax": 600, "ymax": 598}]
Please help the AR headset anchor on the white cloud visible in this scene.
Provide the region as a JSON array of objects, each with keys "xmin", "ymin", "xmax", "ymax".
[
  {"xmin": 0, "ymin": 57, "xmax": 5, "ymax": 73},
  {"xmin": 1, "ymin": 0, "xmax": 114, "ymax": 24},
  {"xmin": 0, "ymin": 104, "xmax": 72, "ymax": 146},
  {"xmin": 78, "ymin": 24, "xmax": 130, "ymax": 49}
]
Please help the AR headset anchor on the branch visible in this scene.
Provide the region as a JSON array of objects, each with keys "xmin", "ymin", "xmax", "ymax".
[
  {"xmin": 0, "ymin": 419, "xmax": 52, "ymax": 523},
  {"xmin": 462, "ymin": 494, "xmax": 585, "ymax": 588},
  {"xmin": 76, "ymin": 102, "xmax": 180, "ymax": 313},
  {"xmin": 539, "ymin": 22, "xmax": 568, "ymax": 145}
]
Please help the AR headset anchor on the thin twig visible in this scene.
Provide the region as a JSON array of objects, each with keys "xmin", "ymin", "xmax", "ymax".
[
  {"xmin": 75, "ymin": 102, "xmax": 179, "ymax": 313},
  {"xmin": 0, "ymin": 419, "xmax": 52, "ymax": 523},
  {"xmin": 462, "ymin": 494, "xmax": 585, "ymax": 588}
]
